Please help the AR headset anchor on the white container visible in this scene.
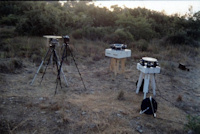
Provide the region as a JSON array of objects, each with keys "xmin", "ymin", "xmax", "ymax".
[
  {"xmin": 105, "ymin": 48, "xmax": 131, "ymax": 59},
  {"xmin": 137, "ymin": 63, "xmax": 160, "ymax": 74}
]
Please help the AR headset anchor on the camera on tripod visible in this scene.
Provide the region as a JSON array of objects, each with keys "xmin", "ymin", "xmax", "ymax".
[
  {"xmin": 49, "ymin": 38, "xmax": 59, "ymax": 48},
  {"xmin": 63, "ymin": 35, "xmax": 70, "ymax": 44},
  {"xmin": 139, "ymin": 57, "xmax": 159, "ymax": 68},
  {"xmin": 110, "ymin": 44, "xmax": 127, "ymax": 50}
]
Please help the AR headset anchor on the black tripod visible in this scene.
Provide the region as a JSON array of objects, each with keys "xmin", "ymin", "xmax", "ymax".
[
  {"xmin": 31, "ymin": 37, "xmax": 68, "ymax": 87},
  {"xmin": 55, "ymin": 36, "xmax": 87, "ymax": 95},
  {"xmin": 40, "ymin": 44, "xmax": 60, "ymax": 85}
]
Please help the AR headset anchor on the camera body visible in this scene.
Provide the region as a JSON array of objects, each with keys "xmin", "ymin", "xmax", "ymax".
[
  {"xmin": 110, "ymin": 44, "xmax": 127, "ymax": 50},
  {"xmin": 139, "ymin": 57, "xmax": 159, "ymax": 68},
  {"xmin": 63, "ymin": 35, "xmax": 70, "ymax": 44},
  {"xmin": 49, "ymin": 38, "xmax": 59, "ymax": 48}
]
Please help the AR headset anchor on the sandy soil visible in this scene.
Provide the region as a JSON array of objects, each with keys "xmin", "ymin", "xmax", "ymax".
[{"xmin": 0, "ymin": 57, "xmax": 200, "ymax": 134}]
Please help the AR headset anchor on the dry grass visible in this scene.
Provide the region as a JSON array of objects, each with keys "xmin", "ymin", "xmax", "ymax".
[
  {"xmin": 0, "ymin": 56, "xmax": 195, "ymax": 133},
  {"xmin": 1, "ymin": 36, "xmax": 200, "ymax": 133},
  {"xmin": 0, "ymin": 58, "xmax": 23, "ymax": 73}
]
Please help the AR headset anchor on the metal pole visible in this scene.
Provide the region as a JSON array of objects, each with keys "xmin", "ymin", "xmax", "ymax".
[
  {"xmin": 31, "ymin": 48, "xmax": 50, "ymax": 85},
  {"xmin": 31, "ymin": 60, "xmax": 44, "ymax": 85}
]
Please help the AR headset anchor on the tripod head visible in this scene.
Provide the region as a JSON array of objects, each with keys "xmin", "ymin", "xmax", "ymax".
[
  {"xmin": 43, "ymin": 35, "xmax": 62, "ymax": 48},
  {"xmin": 49, "ymin": 38, "xmax": 59, "ymax": 48},
  {"xmin": 63, "ymin": 35, "xmax": 70, "ymax": 44}
]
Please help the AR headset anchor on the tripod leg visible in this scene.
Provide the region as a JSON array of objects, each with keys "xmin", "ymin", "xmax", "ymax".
[
  {"xmin": 136, "ymin": 72, "xmax": 143, "ymax": 94},
  {"xmin": 150, "ymin": 96, "xmax": 156, "ymax": 117},
  {"xmin": 143, "ymin": 74, "xmax": 150, "ymax": 99},
  {"xmin": 55, "ymin": 48, "xmax": 68, "ymax": 87},
  {"xmin": 60, "ymin": 68, "xmax": 68, "ymax": 86},
  {"xmin": 40, "ymin": 49, "xmax": 53, "ymax": 84},
  {"xmin": 67, "ymin": 45, "xmax": 87, "ymax": 90},
  {"xmin": 60, "ymin": 48, "xmax": 68, "ymax": 87},
  {"xmin": 31, "ymin": 48, "xmax": 51, "ymax": 85},
  {"xmin": 151, "ymin": 74, "xmax": 156, "ymax": 96},
  {"xmin": 53, "ymin": 50, "xmax": 62, "ymax": 95}
]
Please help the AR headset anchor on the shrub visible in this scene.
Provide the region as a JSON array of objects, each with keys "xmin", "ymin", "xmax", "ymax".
[
  {"xmin": 0, "ymin": 26, "xmax": 15, "ymax": 38},
  {"xmin": 0, "ymin": 14, "xmax": 18, "ymax": 26},
  {"xmin": 72, "ymin": 29, "xmax": 83, "ymax": 39},
  {"xmin": 136, "ymin": 39, "xmax": 148, "ymax": 51},
  {"xmin": 85, "ymin": 27, "xmax": 107, "ymax": 40},
  {"xmin": 104, "ymin": 28, "xmax": 134, "ymax": 44},
  {"xmin": 72, "ymin": 27, "xmax": 113, "ymax": 41},
  {"xmin": 0, "ymin": 35, "xmax": 46, "ymax": 61},
  {"xmin": 0, "ymin": 58, "xmax": 23, "ymax": 73},
  {"xmin": 166, "ymin": 34, "xmax": 199, "ymax": 47},
  {"xmin": 187, "ymin": 30, "xmax": 200, "ymax": 40},
  {"xmin": 185, "ymin": 115, "xmax": 200, "ymax": 134},
  {"xmin": 0, "ymin": 74, "xmax": 6, "ymax": 84}
]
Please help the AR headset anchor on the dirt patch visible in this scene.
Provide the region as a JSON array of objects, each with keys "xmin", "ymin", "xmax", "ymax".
[{"xmin": 0, "ymin": 57, "xmax": 200, "ymax": 133}]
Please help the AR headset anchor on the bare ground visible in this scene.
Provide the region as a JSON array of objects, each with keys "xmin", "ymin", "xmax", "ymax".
[{"xmin": 0, "ymin": 57, "xmax": 200, "ymax": 134}]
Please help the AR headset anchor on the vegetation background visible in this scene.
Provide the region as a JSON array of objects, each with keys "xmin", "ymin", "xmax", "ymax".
[
  {"xmin": 0, "ymin": 1, "xmax": 200, "ymax": 60},
  {"xmin": 0, "ymin": 1, "xmax": 200, "ymax": 134},
  {"xmin": 0, "ymin": 1, "xmax": 200, "ymax": 42}
]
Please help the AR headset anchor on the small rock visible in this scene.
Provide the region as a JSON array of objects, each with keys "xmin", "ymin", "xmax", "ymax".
[
  {"xmin": 117, "ymin": 113, "xmax": 121, "ymax": 117},
  {"xmin": 82, "ymin": 111, "xmax": 86, "ymax": 115},
  {"xmin": 57, "ymin": 119, "xmax": 63, "ymax": 123},
  {"xmin": 55, "ymin": 111, "xmax": 60, "ymax": 114},
  {"xmin": 90, "ymin": 91, "xmax": 94, "ymax": 94},
  {"xmin": 41, "ymin": 111, "xmax": 46, "ymax": 114},
  {"xmin": 39, "ymin": 97, "xmax": 44, "ymax": 101},
  {"xmin": 136, "ymin": 125, "xmax": 143, "ymax": 133},
  {"xmin": 65, "ymin": 110, "xmax": 70, "ymax": 113},
  {"xmin": 89, "ymin": 123, "xmax": 96, "ymax": 129},
  {"xmin": 136, "ymin": 117, "xmax": 140, "ymax": 120}
]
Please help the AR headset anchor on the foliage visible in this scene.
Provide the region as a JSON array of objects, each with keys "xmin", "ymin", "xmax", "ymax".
[
  {"xmin": 0, "ymin": 58, "xmax": 23, "ymax": 73},
  {"xmin": 166, "ymin": 33, "xmax": 199, "ymax": 47},
  {"xmin": 136, "ymin": 39, "xmax": 148, "ymax": 51},
  {"xmin": 0, "ymin": 36, "xmax": 46, "ymax": 61},
  {"xmin": 0, "ymin": 1, "xmax": 200, "ymax": 45},
  {"xmin": 185, "ymin": 115, "xmax": 200, "ymax": 134}
]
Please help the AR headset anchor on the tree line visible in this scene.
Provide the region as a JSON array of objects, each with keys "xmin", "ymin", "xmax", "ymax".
[{"xmin": 0, "ymin": 1, "xmax": 200, "ymax": 45}]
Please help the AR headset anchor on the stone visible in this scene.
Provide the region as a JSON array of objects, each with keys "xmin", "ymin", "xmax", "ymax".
[{"xmin": 136, "ymin": 125, "xmax": 143, "ymax": 133}]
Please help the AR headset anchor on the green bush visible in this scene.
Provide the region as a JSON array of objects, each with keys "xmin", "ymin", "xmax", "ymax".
[
  {"xmin": 0, "ymin": 58, "xmax": 23, "ymax": 73},
  {"xmin": 187, "ymin": 30, "xmax": 200, "ymax": 40},
  {"xmin": 72, "ymin": 29, "xmax": 83, "ymax": 39},
  {"xmin": 166, "ymin": 34, "xmax": 199, "ymax": 47},
  {"xmin": 185, "ymin": 115, "xmax": 200, "ymax": 134},
  {"xmin": 72, "ymin": 27, "xmax": 113, "ymax": 41},
  {"xmin": 0, "ymin": 27, "xmax": 15, "ymax": 38},
  {"xmin": 136, "ymin": 39, "xmax": 148, "ymax": 51},
  {"xmin": 83, "ymin": 27, "xmax": 105, "ymax": 40},
  {"xmin": 0, "ymin": 14, "xmax": 18, "ymax": 26},
  {"xmin": 0, "ymin": 36, "xmax": 46, "ymax": 60},
  {"xmin": 103, "ymin": 28, "xmax": 134, "ymax": 44}
]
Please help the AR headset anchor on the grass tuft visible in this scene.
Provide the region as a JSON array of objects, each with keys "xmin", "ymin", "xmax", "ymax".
[
  {"xmin": 117, "ymin": 90, "xmax": 125, "ymax": 100},
  {"xmin": 176, "ymin": 95, "xmax": 183, "ymax": 102},
  {"xmin": 0, "ymin": 58, "xmax": 23, "ymax": 73},
  {"xmin": 185, "ymin": 115, "xmax": 200, "ymax": 134}
]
